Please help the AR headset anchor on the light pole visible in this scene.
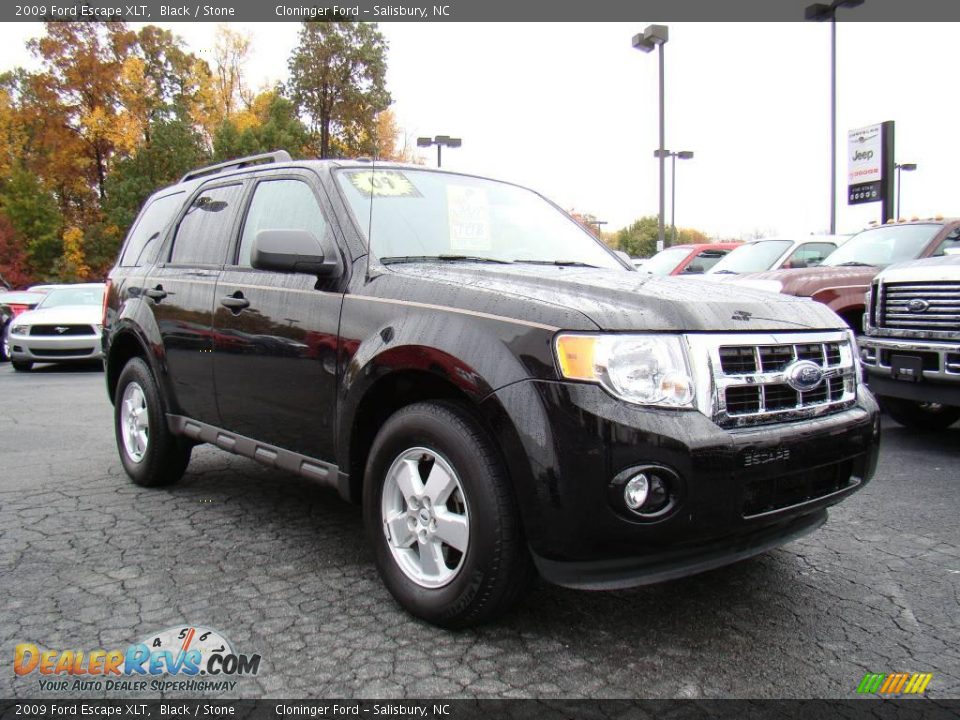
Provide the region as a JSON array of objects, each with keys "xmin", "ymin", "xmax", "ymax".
[
  {"xmin": 655, "ymin": 149, "xmax": 694, "ymax": 245},
  {"xmin": 416, "ymin": 135, "xmax": 462, "ymax": 168},
  {"xmin": 805, "ymin": 0, "xmax": 866, "ymax": 234},
  {"xmin": 895, "ymin": 162, "xmax": 917, "ymax": 219},
  {"xmin": 632, "ymin": 24, "xmax": 669, "ymax": 252}
]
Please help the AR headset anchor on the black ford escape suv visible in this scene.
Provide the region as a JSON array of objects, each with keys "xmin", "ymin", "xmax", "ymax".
[{"xmin": 103, "ymin": 151, "xmax": 881, "ymax": 628}]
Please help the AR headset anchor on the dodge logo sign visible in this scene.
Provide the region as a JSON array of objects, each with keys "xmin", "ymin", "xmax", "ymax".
[
  {"xmin": 785, "ymin": 360, "xmax": 824, "ymax": 393},
  {"xmin": 907, "ymin": 299, "xmax": 930, "ymax": 313}
]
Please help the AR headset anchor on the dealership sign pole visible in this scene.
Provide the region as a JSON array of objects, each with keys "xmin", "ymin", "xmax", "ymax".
[{"xmin": 847, "ymin": 121, "xmax": 895, "ymax": 222}]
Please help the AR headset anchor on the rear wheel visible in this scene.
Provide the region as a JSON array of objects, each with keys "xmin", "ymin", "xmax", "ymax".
[
  {"xmin": 12, "ymin": 360, "xmax": 32, "ymax": 372},
  {"xmin": 115, "ymin": 357, "xmax": 192, "ymax": 487},
  {"xmin": 1, "ymin": 323, "xmax": 10, "ymax": 361},
  {"xmin": 882, "ymin": 396, "xmax": 960, "ymax": 431},
  {"xmin": 363, "ymin": 401, "xmax": 533, "ymax": 628}
]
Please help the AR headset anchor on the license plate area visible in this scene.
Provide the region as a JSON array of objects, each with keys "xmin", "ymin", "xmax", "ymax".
[{"xmin": 891, "ymin": 353, "xmax": 923, "ymax": 382}]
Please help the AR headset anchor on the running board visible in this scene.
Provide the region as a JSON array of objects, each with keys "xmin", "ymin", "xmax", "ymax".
[{"xmin": 166, "ymin": 414, "xmax": 338, "ymax": 490}]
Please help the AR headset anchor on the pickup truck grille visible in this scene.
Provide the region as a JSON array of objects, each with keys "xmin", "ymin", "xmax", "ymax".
[
  {"xmin": 687, "ymin": 332, "xmax": 858, "ymax": 428},
  {"xmin": 876, "ymin": 281, "xmax": 960, "ymax": 331}
]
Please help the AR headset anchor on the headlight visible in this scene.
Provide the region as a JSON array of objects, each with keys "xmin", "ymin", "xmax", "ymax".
[
  {"xmin": 10, "ymin": 324, "xmax": 27, "ymax": 335},
  {"xmin": 554, "ymin": 333, "xmax": 695, "ymax": 408}
]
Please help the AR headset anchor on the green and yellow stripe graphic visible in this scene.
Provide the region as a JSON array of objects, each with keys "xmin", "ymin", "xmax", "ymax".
[{"xmin": 856, "ymin": 672, "xmax": 933, "ymax": 694}]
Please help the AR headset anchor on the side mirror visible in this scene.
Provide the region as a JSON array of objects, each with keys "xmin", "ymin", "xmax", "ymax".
[{"xmin": 251, "ymin": 229, "xmax": 341, "ymax": 277}]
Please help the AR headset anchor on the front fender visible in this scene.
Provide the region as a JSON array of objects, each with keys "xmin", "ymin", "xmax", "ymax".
[{"xmin": 335, "ymin": 303, "xmax": 555, "ymax": 470}]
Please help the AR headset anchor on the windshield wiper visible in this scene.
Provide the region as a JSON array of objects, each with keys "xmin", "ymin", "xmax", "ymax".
[
  {"xmin": 380, "ymin": 255, "xmax": 513, "ymax": 265},
  {"xmin": 710, "ymin": 269, "xmax": 738, "ymax": 275},
  {"xmin": 512, "ymin": 259, "xmax": 599, "ymax": 268},
  {"xmin": 832, "ymin": 261, "xmax": 876, "ymax": 267}
]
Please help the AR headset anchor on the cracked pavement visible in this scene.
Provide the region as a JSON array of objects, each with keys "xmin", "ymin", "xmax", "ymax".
[{"xmin": 1, "ymin": 363, "xmax": 958, "ymax": 699}]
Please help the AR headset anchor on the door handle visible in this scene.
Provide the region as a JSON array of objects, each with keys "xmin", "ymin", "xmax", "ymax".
[
  {"xmin": 144, "ymin": 286, "xmax": 167, "ymax": 301},
  {"xmin": 220, "ymin": 293, "xmax": 250, "ymax": 312}
]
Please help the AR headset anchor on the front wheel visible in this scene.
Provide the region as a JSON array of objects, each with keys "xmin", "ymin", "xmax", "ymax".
[
  {"xmin": 363, "ymin": 401, "xmax": 533, "ymax": 628},
  {"xmin": 115, "ymin": 357, "xmax": 192, "ymax": 486},
  {"xmin": 882, "ymin": 396, "xmax": 960, "ymax": 431}
]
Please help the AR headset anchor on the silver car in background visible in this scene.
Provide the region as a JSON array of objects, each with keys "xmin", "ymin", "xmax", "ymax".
[{"xmin": 8, "ymin": 283, "xmax": 106, "ymax": 372}]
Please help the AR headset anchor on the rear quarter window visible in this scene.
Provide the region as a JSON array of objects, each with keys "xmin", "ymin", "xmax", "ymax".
[{"xmin": 119, "ymin": 192, "xmax": 186, "ymax": 267}]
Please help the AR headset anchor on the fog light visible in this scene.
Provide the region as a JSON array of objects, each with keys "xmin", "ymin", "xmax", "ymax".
[
  {"xmin": 624, "ymin": 474, "xmax": 649, "ymax": 509},
  {"xmin": 610, "ymin": 464, "xmax": 681, "ymax": 521}
]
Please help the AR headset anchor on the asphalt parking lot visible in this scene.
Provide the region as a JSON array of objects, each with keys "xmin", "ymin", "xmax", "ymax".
[{"xmin": 1, "ymin": 362, "xmax": 959, "ymax": 700}]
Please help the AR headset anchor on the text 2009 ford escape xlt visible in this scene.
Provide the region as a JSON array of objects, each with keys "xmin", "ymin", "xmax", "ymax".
[{"xmin": 103, "ymin": 152, "xmax": 880, "ymax": 628}]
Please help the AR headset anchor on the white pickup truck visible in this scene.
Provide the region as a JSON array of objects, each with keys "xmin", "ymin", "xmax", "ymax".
[{"xmin": 860, "ymin": 254, "xmax": 960, "ymax": 430}]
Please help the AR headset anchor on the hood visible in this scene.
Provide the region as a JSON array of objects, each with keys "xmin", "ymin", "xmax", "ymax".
[
  {"xmin": 14, "ymin": 304, "xmax": 102, "ymax": 326},
  {"xmin": 877, "ymin": 254, "xmax": 960, "ymax": 283},
  {"xmin": 379, "ymin": 263, "xmax": 845, "ymax": 333},
  {"xmin": 736, "ymin": 265, "xmax": 880, "ymax": 298}
]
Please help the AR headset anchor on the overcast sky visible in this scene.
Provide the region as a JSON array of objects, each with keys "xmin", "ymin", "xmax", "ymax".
[{"xmin": 1, "ymin": 21, "xmax": 956, "ymax": 239}]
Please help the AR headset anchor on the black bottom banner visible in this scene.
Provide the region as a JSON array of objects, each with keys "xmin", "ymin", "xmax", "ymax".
[{"xmin": 2, "ymin": 700, "xmax": 960, "ymax": 720}]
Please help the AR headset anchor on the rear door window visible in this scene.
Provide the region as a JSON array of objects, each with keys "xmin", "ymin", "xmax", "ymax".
[
  {"xmin": 169, "ymin": 184, "xmax": 243, "ymax": 266},
  {"xmin": 119, "ymin": 192, "xmax": 185, "ymax": 267}
]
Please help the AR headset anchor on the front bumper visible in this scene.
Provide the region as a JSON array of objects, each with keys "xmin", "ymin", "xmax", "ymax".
[
  {"xmin": 9, "ymin": 331, "xmax": 103, "ymax": 363},
  {"xmin": 859, "ymin": 335, "xmax": 960, "ymax": 405},
  {"xmin": 488, "ymin": 380, "xmax": 880, "ymax": 588}
]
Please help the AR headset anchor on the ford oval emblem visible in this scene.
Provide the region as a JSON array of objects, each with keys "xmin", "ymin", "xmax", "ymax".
[
  {"xmin": 785, "ymin": 360, "xmax": 824, "ymax": 393},
  {"xmin": 907, "ymin": 298, "xmax": 930, "ymax": 313}
]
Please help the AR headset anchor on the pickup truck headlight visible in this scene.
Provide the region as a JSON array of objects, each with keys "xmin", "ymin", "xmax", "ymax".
[{"xmin": 555, "ymin": 333, "xmax": 695, "ymax": 408}]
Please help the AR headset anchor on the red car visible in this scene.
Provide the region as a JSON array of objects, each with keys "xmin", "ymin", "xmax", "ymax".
[
  {"xmin": 639, "ymin": 242, "xmax": 741, "ymax": 276},
  {"xmin": 0, "ymin": 291, "xmax": 47, "ymax": 361}
]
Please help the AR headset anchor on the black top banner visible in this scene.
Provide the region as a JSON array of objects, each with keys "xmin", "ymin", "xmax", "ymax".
[{"xmin": 4, "ymin": 0, "xmax": 960, "ymax": 22}]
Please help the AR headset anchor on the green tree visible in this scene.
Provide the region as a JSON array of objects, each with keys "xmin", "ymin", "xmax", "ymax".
[
  {"xmin": 615, "ymin": 216, "xmax": 660, "ymax": 258},
  {"xmin": 212, "ymin": 92, "xmax": 313, "ymax": 161},
  {"xmin": 287, "ymin": 20, "xmax": 391, "ymax": 158},
  {"xmin": 104, "ymin": 118, "xmax": 208, "ymax": 234},
  {"xmin": 0, "ymin": 167, "xmax": 63, "ymax": 275}
]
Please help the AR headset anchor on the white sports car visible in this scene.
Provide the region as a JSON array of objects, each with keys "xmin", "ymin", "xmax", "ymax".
[{"xmin": 8, "ymin": 283, "xmax": 106, "ymax": 372}]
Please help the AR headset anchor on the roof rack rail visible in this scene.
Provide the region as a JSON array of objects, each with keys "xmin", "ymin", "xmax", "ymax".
[{"xmin": 179, "ymin": 150, "xmax": 292, "ymax": 184}]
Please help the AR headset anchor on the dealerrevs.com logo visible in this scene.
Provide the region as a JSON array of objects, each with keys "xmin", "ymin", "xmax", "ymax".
[{"xmin": 14, "ymin": 626, "xmax": 261, "ymax": 693}]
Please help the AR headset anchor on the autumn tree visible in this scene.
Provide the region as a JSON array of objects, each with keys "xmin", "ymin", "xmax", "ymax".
[
  {"xmin": 28, "ymin": 22, "xmax": 136, "ymax": 202},
  {"xmin": 288, "ymin": 21, "xmax": 391, "ymax": 158},
  {"xmin": 0, "ymin": 214, "xmax": 32, "ymax": 288}
]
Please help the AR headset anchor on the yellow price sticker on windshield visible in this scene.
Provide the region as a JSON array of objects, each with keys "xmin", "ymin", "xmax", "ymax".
[{"xmin": 347, "ymin": 170, "xmax": 420, "ymax": 198}]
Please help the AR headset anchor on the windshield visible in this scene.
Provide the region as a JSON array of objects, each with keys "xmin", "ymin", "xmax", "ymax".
[
  {"xmin": 821, "ymin": 224, "xmax": 940, "ymax": 268},
  {"xmin": 335, "ymin": 168, "xmax": 623, "ymax": 269},
  {"xmin": 641, "ymin": 246, "xmax": 692, "ymax": 276},
  {"xmin": 37, "ymin": 286, "xmax": 105, "ymax": 309},
  {"xmin": 707, "ymin": 240, "xmax": 792, "ymax": 274}
]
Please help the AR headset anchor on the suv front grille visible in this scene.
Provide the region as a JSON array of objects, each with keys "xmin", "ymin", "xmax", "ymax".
[
  {"xmin": 743, "ymin": 460, "xmax": 857, "ymax": 517},
  {"xmin": 877, "ymin": 281, "xmax": 960, "ymax": 331},
  {"xmin": 688, "ymin": 332, "xmax": 858, "ymax": 428}
]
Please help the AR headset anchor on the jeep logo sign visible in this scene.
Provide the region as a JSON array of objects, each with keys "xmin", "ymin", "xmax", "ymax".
[{"xmin": 848, "ymin": 123, "xmax": 885, "ymax": 206}]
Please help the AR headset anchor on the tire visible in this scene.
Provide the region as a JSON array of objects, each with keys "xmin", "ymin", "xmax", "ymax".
[
  {"xmin": 0, "ymin": 323, "xmax": 10, "ymax": 361},
  {"xmin": 12, "ymin": 360, "xmax": 32, "ymax": 372},
  {"xmin": 363, "ymin": 400, "xmax": 534, "ymax": 628},
  {"xmin": 882, "ymin": 396, "xmax": 960, "ymax": 431},
  {"xmin": 114, "ymin": 357, "xmax": 192, "ymax": 487}
]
